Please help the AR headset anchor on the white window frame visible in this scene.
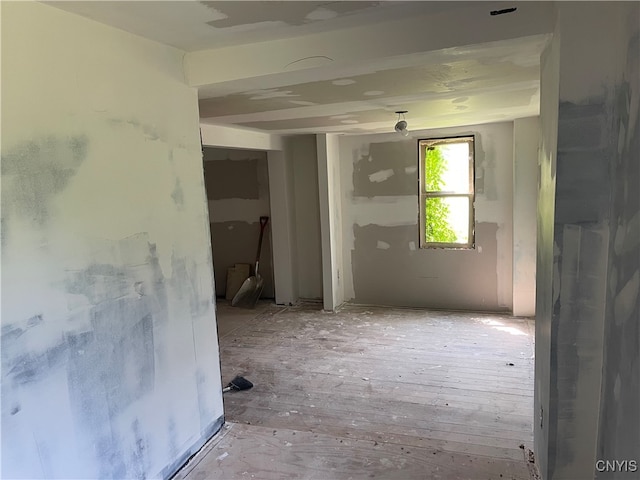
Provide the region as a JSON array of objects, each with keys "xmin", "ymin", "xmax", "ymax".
[{"xmin": 418, "ymin": 135, "xmax": 475, "ymax": 249}]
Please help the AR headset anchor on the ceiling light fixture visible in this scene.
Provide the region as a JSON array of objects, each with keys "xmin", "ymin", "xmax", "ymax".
[{"xmin": 394, "ymin": 110, "xmax": 409, "ymax": 137}]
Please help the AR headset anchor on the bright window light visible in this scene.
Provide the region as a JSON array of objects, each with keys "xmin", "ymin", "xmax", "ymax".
[{"xmin": 419, "ymin": 136, "xmax": 475, "ymax": 249}]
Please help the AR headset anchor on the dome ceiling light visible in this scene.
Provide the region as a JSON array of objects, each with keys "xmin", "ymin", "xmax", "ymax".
[{"xmin": 394, "ymin": 110, "xmax": 409, "ymax": 137}]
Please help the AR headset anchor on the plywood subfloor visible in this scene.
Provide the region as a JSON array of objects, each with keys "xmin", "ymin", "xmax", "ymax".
[{"xmin": 177, "ymin": 302, "xmax": 536, "ymax": 480}]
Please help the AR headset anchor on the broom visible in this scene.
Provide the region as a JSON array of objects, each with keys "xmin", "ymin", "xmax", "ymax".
[{"xmin": 222, "ymin": 375, "xmax": 253, "ymax": 393}]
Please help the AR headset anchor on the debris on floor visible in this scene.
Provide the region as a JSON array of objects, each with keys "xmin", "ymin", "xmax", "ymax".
[{"xmin": 222, "ymin": 375, "xmax": 254, "ymax": 393}]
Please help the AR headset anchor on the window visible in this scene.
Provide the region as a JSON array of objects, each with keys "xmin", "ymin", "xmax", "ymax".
[{"xmin": 419, "ymin": 136, "xmax": 475, "ymax": 249}]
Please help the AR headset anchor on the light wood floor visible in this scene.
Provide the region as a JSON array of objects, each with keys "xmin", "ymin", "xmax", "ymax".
[{"xmin": 175, "ymin": 302, "xmax": 536, "ymax": 480}]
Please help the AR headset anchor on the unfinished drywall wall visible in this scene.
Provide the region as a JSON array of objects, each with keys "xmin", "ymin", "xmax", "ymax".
[
  {"xmin": 534, "ymin": 22, "xmax": 560, "ymax": 480},
  {"xmin": 340, "ymin": 122, "xmax": 514, "ymax": 311},
  {"xmin": 317, "ymin": 134, "xmax": 344, "ymax": 310},
  {"xmin": 513, "ymin": 117, "xmax": 539, "ymax": 317},
  {"xmin": 200, "ymin": 123, "xmax": 283, "ymax": 151},
  {"xmin": 1, "ymin": 3, "xmax": 222, "ymax": 479},
  {"xmin": 289, "ymin": 135, "xmax": 323, "ymax": 300},
  {"xmin": 597, "ymin": 3, "xmax": 639, "ymax": 477},
  {"xmin": 536, "ymin": 4, "xmax": 640, "ymax": 479},
  {"xmin": 328, "ymin": 135, "xmax": 345, "ymax": 309},
  {"xmin": 551, "ymin": 5, "xmax": 631, "ymax": 479},
  {"xmin": 267, "ymin": 149, "xmax": 298, "ymax": 305},
  {"xmin": 203, "ymin": 147, "xmax": 274, "ymax": 299}
]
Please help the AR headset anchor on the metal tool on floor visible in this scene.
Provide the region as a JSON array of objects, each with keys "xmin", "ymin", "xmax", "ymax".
[
  {"xmin": 222, "ymin": 376, "xmax": 254, "ymax": 393},
  {"xmin": 231, "ymin": 216, "xmax": 269, "ymax": 308}
]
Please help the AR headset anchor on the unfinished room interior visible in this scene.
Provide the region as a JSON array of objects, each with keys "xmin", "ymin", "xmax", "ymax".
[{"xmin": 1, "ymin": 1, "xmax": 638, "ymax": 479}]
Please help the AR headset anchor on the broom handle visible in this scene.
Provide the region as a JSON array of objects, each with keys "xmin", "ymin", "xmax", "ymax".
[{"xmin": 255, "ymin": 216, "xmax": 269, "ymax": 274}]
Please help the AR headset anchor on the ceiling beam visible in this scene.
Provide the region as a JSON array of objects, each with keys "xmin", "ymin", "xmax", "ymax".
[{"xmin": 185, "ymin": 2, "xmax": 554, "ymax": 90}]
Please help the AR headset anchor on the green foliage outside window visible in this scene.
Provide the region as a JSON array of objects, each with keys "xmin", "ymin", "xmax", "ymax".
[{"xmin": 424, "ymin": 146, "xmax": 457, "ymax": 243}]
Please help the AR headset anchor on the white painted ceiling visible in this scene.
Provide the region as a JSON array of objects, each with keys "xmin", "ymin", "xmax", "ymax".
[{"xmin": 49, "ymin": 1, "xmax": 549, "ymax": 135}]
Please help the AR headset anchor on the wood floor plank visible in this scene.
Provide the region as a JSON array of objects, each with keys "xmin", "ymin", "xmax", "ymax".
[
  {"xmin": 224, "ymin": 401, "xmax": 531, "ymax": 448},
  {"xmin": 220, "ymin": 355, "xmax": 533, "ymax": 397},
  {"xmin": 182, "ymin": 423, "xmax": 530, "ymax": 480},
  {"xmin": 221, "ymin": 408, "xmax": 530, "ymax": 461},
  {"xmin": 220, "ymin": 369, "xmax": 533, "ymax": 416},
  {"xmin": 177, "ymin": 303, "xmax": 536, "ymax": 479},
  {"xmin": 223, "ymin": 390, "xmax": 532, "ymax": 435}
]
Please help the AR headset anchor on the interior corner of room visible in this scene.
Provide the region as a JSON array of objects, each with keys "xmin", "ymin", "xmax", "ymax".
[{"xmin": 1, "ymin": 1, "xmax": 638, "ymax": 479}]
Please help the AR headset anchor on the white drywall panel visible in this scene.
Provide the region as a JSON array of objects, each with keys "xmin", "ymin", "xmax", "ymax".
[
  {"xmin": 538, "ymin": 4, "xmax": 640, "ymax": 479},
  {"xmin": 268, "ymin": 149, "xmax": 297, "ymax": 305},
  {"xmin": 1, "ymin": 4, "xmax": 222, "ymax": 478},
  {"xmin": 513, "ymin": 117, "xmax": 540, "ymax": 317},
  {"xmin": 200, "ymin": 123, "xmax": 283, "ymax": 151},
  {"xmin": 289, "ymin": 135, "xmax": 323, "ymax": 300},
  {"xmin": 534, "ymin": 22, "xmax": 560, "ymax": 480},
  {"xmin": 316, "ymin": 133, "xmax": 344, "ymax": 311}
]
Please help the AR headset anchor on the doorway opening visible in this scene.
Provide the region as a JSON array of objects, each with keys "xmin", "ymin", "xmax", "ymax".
[{"xmin": 202, "ymin": 147, "xmax": 275, "ymax": 304}]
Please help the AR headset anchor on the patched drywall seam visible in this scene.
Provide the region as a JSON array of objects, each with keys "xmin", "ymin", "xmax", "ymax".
[
  {"xmin": 596, "ymin": 15, "xmax": 640, "ymax": 474},
  {"xmin": 353, "ymin": 141, "xmax": 416, "ymax": 197},
  {"xmin": 350, "ymin": 222, "xmax": 500, "ymax": 309},
  {"xmin": 1, "ymin": 135, "xmax": 89, "ymax": 226},
  {"xmin": 339, "ymin": 122, "xmax": 514, "ymax": 311},
  {"xmin": 553, "ymin": 223, "xmax": 609, "ymax": 479},
  {"xmin": 544, "ymin": 12, "xmax": 640, "ymax": 468},
  {"xmin": 201, "ymin": 1, "xmax": 381, "ymax": 28},
  {"xmin": 547, "ymin": 95, "xmax": 614, "ymax": 479},
  {"xmin": 65, "ymin": 235, "xmax": 161, "ymax": 478}
]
